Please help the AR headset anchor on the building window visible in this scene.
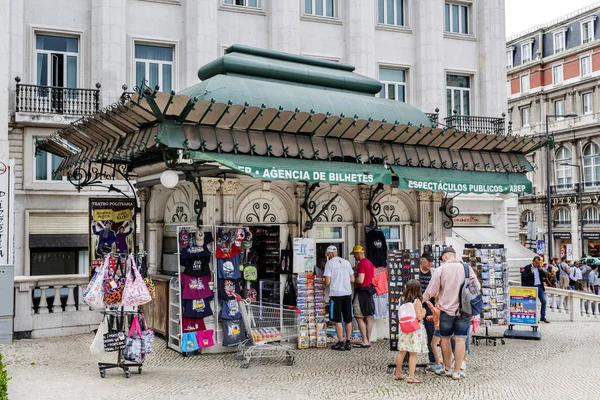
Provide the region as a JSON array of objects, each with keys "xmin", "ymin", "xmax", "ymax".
[
  {"xmin": 506, "ymin": 51, "xmax": 513, "ymax": 68},
  {"xmin": 521, "ymin": 107, "xmax": 530, "ymax": 128},
  {"xmin": 134, "ymin": 44, "xmax": 174, "ymax": 93},
  {"xmin": 521, "ymin": 42, "xmax": 532, "ymax": 63},
  {"xmin": 380, "ymin": 225, "xmax": 403, "ymax": 251},
  {"xmin": 31, "ymin": 249, "xmax": 87, "ymax": 276},
  {"xmin": 553, "ymin": 64, "xmax": 564, "ymax": 84},
  {"xmin": 583, "ymin": 92, "xmax": 593, "ymax": 115},
  {"xmin": 583, "ymin": 143, "xmax": 600, "ymax": 188},
  {"xmin": 223, "ymin": 0, "xmax": 259, "ymax": 7},
  {"xmin": 555, "ymin": 147, "xmax": 572, "ymax": 190},
  {"xmin": 444, "ymin": 2, "xmax": 469, "ymax": 34},
  {"xmin": 582, "ymin": 19, "xmax": 594, "ymax": 44},
  {"xmin": 580, "ymin": 55, "xmax": 592, "ymax": 77},
  {"xmin": 34, "ymin": 140, "xmax": 64, "ymax": 181},
  {"xmin": 379, "ymin": 68, "xmax": 406, "ymax": 102},
  {"xmin": 35, "ymin": 34, "xmax": 79, "ymax": 89},
  {"xmin": 304, "ymin": 0, "xmax": 335, "ymax": 18},
  {"xmin": 446, "ymin": 74, "xmax": 470, "ymax": 116},
  {"xmin": 520, "ymin": 210, "xmax": 536, "ymax": 230},
  {"xmin": 554, "ymin": 99, "xmax": 565, "ymax": 119},
  {"xmin": 554, "ymin": 207, "xmax": 571, "ymax": 227},
  {"xmin": 583, "ymin": 207, "xmax": 600, "ymax": 225},
  {"xmin": 377, "ymin": 0, "xmax": 405, "ymax": 26},
  {"xmin": 554, "ymin": 31, "xmax": 565, "ymax": 54},
  {"xmin": 520, "ymin": 75, "xmax": 530, "ymax": 93}
]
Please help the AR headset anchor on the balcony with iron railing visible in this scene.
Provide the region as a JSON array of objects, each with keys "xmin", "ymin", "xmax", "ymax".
[
  {"xmin": 14, "ymin": 76, "xmax": 101, "ymax": 124},
  {"xmin": 443, "ymin": 110, "xmax": 512, "ymax": 136}
]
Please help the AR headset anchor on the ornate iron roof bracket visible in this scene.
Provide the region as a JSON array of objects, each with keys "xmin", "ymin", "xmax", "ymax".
[
  {"xmin": 440, "ymin": 192, "xmax": 461, "ymax": 229},
  {"xmin": 301, "ymin": 182, "xmax": 339, "ymax": 233},
  {"xmin": 185, "ymin": 171, "xmax": 206, "ymax": 228},
  {"xmin": 367, "ymin": 183, "xmax": 385, "ymax": 229}
]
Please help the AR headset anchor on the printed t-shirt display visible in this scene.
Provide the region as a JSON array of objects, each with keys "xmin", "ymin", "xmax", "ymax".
[
  {"xmin": 216, "ymin": 228, "xmax": 241, "ymax": 259},
  {"xmin": 373, "ymin": 267, "xmax": 389, "ymax": 295},
  {"xmin": 183, "ymin": 298, "xmax": 214, "ymax": 319},
  {"xmin": 181, "ymin": 256, "xmax": 211, "ymax": 277},
  {"xmin": 180, "ymin": 273, "xmax": 212, "ymax": 300},
  {"xmin": 182, "ymin": 317, "xmax": 206, "ymax": 333},
  {"xmin": 217, "ymin": 254, "xmax": 242, "ymax": 280},
  {"xmin": 222, "ymin": 318, "xmax": 246, "ymax": 347},
  {"xmin": 220, "ymin": 299, "xmax": 242, "ymax": 320},
  {"xmin": 356, "ymin": 258, "xmax": 375, "ymax": 288},
  {"xmin": 181, "ymin": 230, "xmax": 214, "ymax": 259},
  {"xmin": 366, "ymin": 229, "xmax": 388, "ymax": 267},
  {"xmin": 323, "ymin": 256, "xmax": 354, "ymax": 297},
  {"xmin": 218, "ymin": 278, "xmax": 242, "ymax": 300}
]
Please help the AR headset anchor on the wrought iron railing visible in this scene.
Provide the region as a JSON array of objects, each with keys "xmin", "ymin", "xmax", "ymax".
[
  {"xmin": 15, "ymin": 76, "xmax": 101, "ymax": 116},
  {"xmin": 426, "ymin": 108, "xmax": 440, "ymax": 124},
  {"xmin": 444, "ymin": 112, "xmax": 510, "ymax": 135}
]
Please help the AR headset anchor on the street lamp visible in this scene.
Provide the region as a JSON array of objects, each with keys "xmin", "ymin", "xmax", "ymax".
[
  {"xmin": 546, "ymin": 113, "xmax": 577, "ymax": 261},
  {"xmin": 560, "ymin": 162, "xmax": 584, "ymax": 258}
]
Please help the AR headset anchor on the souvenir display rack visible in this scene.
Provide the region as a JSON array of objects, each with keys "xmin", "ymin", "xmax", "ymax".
[
  {"xmin": 99, "ymin": 309, "xmax": 144, "ymax": 378},
  {"xmin": 463, "ymin": 243, "xmax": 508, "ymax": 346}
]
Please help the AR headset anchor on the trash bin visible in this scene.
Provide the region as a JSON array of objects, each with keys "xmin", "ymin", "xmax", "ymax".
[{"xmin": 0, "ymin": 265, "xmax": 14, "ymax": 344}]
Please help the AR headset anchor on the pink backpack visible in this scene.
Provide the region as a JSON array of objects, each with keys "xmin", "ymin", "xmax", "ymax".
[{"xmin": 398, "ymin": 301, "xmax": 420, "ymax": 334}]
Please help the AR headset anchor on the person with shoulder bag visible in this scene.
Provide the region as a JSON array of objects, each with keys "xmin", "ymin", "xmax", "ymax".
[{"xmin": 351, "ymin": 245, "xmax": 376, "ymax": 348}]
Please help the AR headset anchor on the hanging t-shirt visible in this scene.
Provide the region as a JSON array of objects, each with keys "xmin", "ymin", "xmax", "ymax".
[
  {"xmin": 372, "ymin": 267, "xmax": 389, "ymax": 295},
  {"xmin": 182, "ymin": 317, "xmax": 206, "ymax": 333},
  {"xmin": 181, "ymin": 256, "xmax": 211, "ymax": 277},
  {"xmin": 222, "ymin": 318, "xmax": 246, "ymax": 347},
  {"xmin": 180, "ymin": 273, "xmax": 212, "ymax": 300},
  {"xmin": 216, "ymin": 228, "xmax": 241, "ymax": 259},
  {"xmin": 220, "ymin": 299, "xmax": 242, "ymax": 320},
  {"xmin": 218, "ymin": 278, "xmax": 242, "ymax": 300},
  {"xmin": 181, "ymin": 231, "xmax": 214, "ymax": 259},
  {"xmin": 182, "ymin": 298, "xmax": 214, "ymax": 319},
  {"xmin": 366, "ymin": 229, "xmax": 388, "ymax": 267},
  {"xmin": 217, "ymin": 254, "xmax": 242, "ymax": 280}
]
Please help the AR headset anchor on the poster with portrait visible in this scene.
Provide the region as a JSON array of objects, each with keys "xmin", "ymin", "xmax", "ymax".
[{"xmin": 89, "ymin": 198, "xmax": 136, "ymax": 274}]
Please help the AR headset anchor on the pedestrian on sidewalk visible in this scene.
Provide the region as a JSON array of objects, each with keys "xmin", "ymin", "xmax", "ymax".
[
  {"xmin": 423, "ymin": 247, "xmax": 480, "ymax": 381},
  {"xmin": 324, "ymin": 245, "xmax": 355, "ymax": 351},
  {"xmin": 521, "ymin": 256, "xmax": 550, "ymax": 323},
  {"xmin": 580, "ymin": 262, "xmax": 592, "ymax": 292},
  {"xmin": 589, "ymin": 265, "xmax": 599, "ymax": 295},
  {"xmin": 558, "ymin": 256, "xmax": 570, "ymax": 290},
  {"xmin": 418, "ymin": 252, "xmax": 437, "ymax": 367},
  {"xmin": 425, "ymin": 299, "xmax": 443, "ymax": 372},
  {"xmin": 570, "ymin": 262, "xmax": 583, "ymax": 291},
  {"xmin": 394, "ymin": 280, "xmax": 428, "ymax": 384},
  {"xmin": 351, "ymin": 245, "xmax": 375, "ymax": 348}
]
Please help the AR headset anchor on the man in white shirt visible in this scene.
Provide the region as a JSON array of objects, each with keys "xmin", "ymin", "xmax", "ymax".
[
  {"xmin": 570, "ymin": 263, "xmax": 583, "ymax": 291},
  {"xmin": 324, "ymin": 245, "xmax": 355, "ymax": 351}
]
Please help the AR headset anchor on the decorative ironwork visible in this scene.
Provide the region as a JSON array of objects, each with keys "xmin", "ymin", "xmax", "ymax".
[
  {"xmin": 444, "ymin": 112, "xmax": 509, "ymax": 136},
  {"xmin": 378, "ymin": 204, "xmax": 401, "ymax": 223},
  {"xmin": 172, "ymin": 206, "xmax": 189, "ymax": 223},
  {"xmin": 315, "ymin": 204, "xmax": 343, "ymax": 223},
  {"xmin": 246, "ymin": 202, "xmax": 277, "ymax": 223},
  {"xmin": 15, "ymin": 77, "xmax": 100, "ymax": 116},
  {"xmin": 439, "ymin": 192, "xmax": 461, "ymax": 229},
  {"xmin": 185, "ymin": 172, "xmax": 206, "ymax": 228},
  {"xmin": 300, "ymin": 183, "xmax": 339, "ymax": 233},
  {"xmin": 366, "ymin": 183, "xmax": 385, "ymax": 229}
]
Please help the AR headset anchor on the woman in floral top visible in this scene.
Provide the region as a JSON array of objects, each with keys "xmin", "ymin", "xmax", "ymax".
[{"xmin": 394, "ymin": 280, "xmax": 428, "ymax": 384}]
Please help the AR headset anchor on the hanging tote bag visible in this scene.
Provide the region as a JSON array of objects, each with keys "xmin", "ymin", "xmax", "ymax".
[
  {"xmin": 103, "ymin": 316, "xmax": 126, "ymax": 352},
  {"xmin": 84, "ymin": 256, "xmax": 110, "ymax": 307},
  {"xmin": 180, "ymin": 332, "xmax": 200, "ymax": 353},
  {"xmin": 122, "ymin": 255, "xmax": 153, "ymax": 307},
  {"xmin": 139, "ymin": 314, "xmax": 155, "ymax": 355},
  {"xmin": 123, "ymin": 315, "xmax": 145, "ymax": 363},
  {"xmin": 90, "ymin": 316, "xmax": 109, "ymax": 354},
  {"xmin": 103, "ymin": 258, "xmax": 126, "ymax": 306},
  {"xmin": 398, "ymin": 301, "xmax": 420, "ymax": 334}
]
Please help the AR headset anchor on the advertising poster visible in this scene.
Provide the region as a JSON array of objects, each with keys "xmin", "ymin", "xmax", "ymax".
[
  {"xmin": 509, "ymin": 287, "xmax": 538, "ymax": 325},
  {"xmin": 536, "ymin": 240, "xmax": 545, "ymax": 256},
  {"xmin": 293, "ymin": 237, "xmax": 315, "ymax": 274},
  {"xmin": 89, "ymin": 198, "xmax": 136, "ymax": 273}
]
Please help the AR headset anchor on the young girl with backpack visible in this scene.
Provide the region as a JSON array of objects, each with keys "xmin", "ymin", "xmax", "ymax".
[{"xmin": 394, "ymin": 279, "xmax": 428, "ymax": 384}]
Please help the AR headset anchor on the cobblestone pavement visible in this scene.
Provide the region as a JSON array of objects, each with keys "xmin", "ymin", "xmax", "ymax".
[{"xmin": 1, "ymin": 321, "xmax": 599, "ymax": 400}]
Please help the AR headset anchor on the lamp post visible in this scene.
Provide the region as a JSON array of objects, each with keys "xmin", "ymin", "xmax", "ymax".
[
  {"xmin": 560, "ymin": 162, "xmax": 584, "ymax": 258},
  {"xmin": 545, "ymin": 113, "xmax": 577, "ymax": 261}
]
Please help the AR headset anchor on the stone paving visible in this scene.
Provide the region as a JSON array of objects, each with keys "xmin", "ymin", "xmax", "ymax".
[{"xmin": 1, "ymin": 321, "xmax": 599, "ymax": 400}]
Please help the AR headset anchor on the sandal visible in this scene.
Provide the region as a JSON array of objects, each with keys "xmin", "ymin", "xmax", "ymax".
[
  {"xmin": 394, "ymin": 375, "xmax": 404, "ymax": 381},
  {"xmin": 407, "ymin": 377, "xmax": 423, "ymax": 384}
]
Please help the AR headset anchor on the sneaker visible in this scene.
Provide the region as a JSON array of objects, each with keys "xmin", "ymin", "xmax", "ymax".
[
  {"xmin": 428, "ymin": 364, "xmax": 444, "ymax": 373},
  {"xmin": 344, "ymin": 340, "xmax": 352, "ymax": 351},
  {"xmin": 452, "ymin": 371, "xmax": 466, "ymax": 380},
  {"xmin": 461, "ymin": 361, "xmax": 466, "ymax": 371},
  {"xmin": 436, "ymin": 368, "xmax": 452, "ymax": 377},
  {"xmin": 331, "ymin": 341, "xmax": 345, "ymax": 351}
]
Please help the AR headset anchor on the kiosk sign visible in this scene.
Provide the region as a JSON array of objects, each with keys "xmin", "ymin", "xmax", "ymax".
[
  {"xmin": 293, "ymin": 237, "xmax": 315, "ymax": 274},
  {"xmin": 509, "ymin": 287, "xmax": 538, "ymax": 325}
]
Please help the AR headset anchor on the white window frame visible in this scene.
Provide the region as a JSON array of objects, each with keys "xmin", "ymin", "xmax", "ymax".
[
  {"xmin": 33, "ymin": 137, "xmax": 66, "ymax": 182},
  {"xmin": 377, "ymin": 0, "xmax": 406, "ymax": 26},
  {"xmin": 506, "ymin": 51, "xmax": 513, "ymax": 69},
  {"xmin": 444, "ymin": 2, "xmax": 470, "ymax": 35},
  {"xmin": 520, "ymin": 74, "xmax": 530, "ymax": 93},
  {"xmin": 507, "ymin": 79, "xmax": 512, "ymax": 97},
  {"xmin": 555, "ymin": 147, "xmax": 573, "ymax": 190},
  {"xmin": 379, "ymin": 67, "xmax": 407, "ymax": 102},
  {"xmin": 581, "ymin": 18, "xmax": 595, "ymax": 45},
  {"xmin": 580, "ymin": 54, "xmax": 592, "ymax": 77},
  {"xmin": 521, "ymin": 107, "xmax": 530, "ymax": 128},
  {"xmin": 379, "ymin": 225, "xmax": 404, "ymax": 251},
  {"xmin": 303, "ymin": 0, "xmax": 337, "ymax": 18},
  {"xmin": 35, "ymin": 33, "xmax": 80, "ymax": 88},
  {"xmin": 583, "ymin": 207, "xmax": 600, "ymax": 225},
  {"xmin": 583, "ymin": 92, "xmax": 593, "ymax": 115},
  {"xmin": 521, "ymin": 41, "xmax": 532, "ymax": 63},
  {"xmin": 583, "ymin": 143, "xmax": 600, "ymax": 188},
  {"xmin": 446, "ymin": 74, "xmax": 471, "ymax": 116},
  {"xmin": 555, "ymin": 207, "xmax": 571, "ymax": 227},
  {"xmin": 554, "ymin": 99, "xmax": 565, "ymax": 120},
  {"xmin": 134, "ymin": 42, "xmax": 174, "ymax": 93},
  {"xmin": 553, "ymin": 64, "xmax": 564, "ymax": 85},
  {"xmin": 553, "ymin": 30, "xmax": 566, "ymax": 54},
  {"xmin": 222, "ymin": 0, "xmax": 260, "ymax": 7}
]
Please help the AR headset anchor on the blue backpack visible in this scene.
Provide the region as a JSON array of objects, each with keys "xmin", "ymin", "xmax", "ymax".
[{"xmin": 460, "ymin": 264, "xmax": 483, "ymax": 316}]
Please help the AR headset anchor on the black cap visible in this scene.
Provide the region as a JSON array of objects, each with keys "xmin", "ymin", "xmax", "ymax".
[
  {"xmin": 421, "ymin": 252, "xmax": 434, "ymax": 262},
  {"xmin": 439, "ymin": 247, "xmax": 456, "ymax": 260}
]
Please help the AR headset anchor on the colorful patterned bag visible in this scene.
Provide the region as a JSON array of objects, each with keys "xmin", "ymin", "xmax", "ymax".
[
  {"xmin": 84, "ymin": 256, "xmax": 109, "ymax": 307},
  {"xmin": 103, "ymin": 258, "xmax": 126, "ymax": 306},
  {"xmin": 144, "ymin": 276, "xmax": 156, "ymax": 299},
  {"xmin": 122, "ymin": 255, "xmax": 152, "ymax": 307},
  {"xmin": 139, "ymin": 314, "xmax": 154, "ymax": 354},
  {"xmin": 123, "ymin": 315, "xmax": 145, "ymax": 363}
]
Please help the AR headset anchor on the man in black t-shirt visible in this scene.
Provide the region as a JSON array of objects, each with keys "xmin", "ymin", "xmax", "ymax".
[{"xmin": 419, "ymin": 252, "xmax": 437, "ymax": 367}]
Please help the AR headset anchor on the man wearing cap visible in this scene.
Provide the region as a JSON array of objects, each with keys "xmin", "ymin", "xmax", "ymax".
[
  {"xmin": 324, "ymin": 245, "xmax": 355, "ymax": 351},
  {"xmin": 351, "ymin": 245, "xmax": 376, "ymax": 348},
  {"xmin": 423, "ymin": 247, "xmax": 480, "ymax": 381},
  {"xmin": 419, "ymin": 252, "xmax": 439, "ymax": 370}
]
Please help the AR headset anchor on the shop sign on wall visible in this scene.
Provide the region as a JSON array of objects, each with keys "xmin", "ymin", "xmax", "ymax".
[
  {"xmin": 293, "ymin": 237, "xmax": 315, "ymax": 274},
  {"xmin": 583, "ymin": 232, "xmax": 600, "ymax": 240},
  {"xmin": 452, "ymin": 214, "xmax": 491, "ymax": 226},
  {"xmin": 0, "ymin": 159, "xmax": 14, "ymax": 265}
]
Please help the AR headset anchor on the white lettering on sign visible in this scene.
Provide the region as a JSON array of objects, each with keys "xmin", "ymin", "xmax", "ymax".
[
  {"xmin": 405, "ymin": 179, "xmax": 526, "ymax": 194},
  {"xmin": 238, "ymin": 165, "xmax": 375, "ymax": 184}
]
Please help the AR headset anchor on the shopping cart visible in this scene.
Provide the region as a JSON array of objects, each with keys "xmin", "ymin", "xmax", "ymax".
[{"xmin": 235, "ymin": 295, "xmax": 300, "ymax": 368}]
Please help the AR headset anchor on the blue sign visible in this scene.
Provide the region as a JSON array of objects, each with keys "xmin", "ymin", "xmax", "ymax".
[{"xmin": 536, "ymin": 239, "xmax": 545, "ymax": 256}]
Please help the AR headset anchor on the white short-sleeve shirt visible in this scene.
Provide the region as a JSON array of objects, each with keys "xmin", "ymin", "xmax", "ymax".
[{"xmin": 324, "ymin": 256, "xmax": 353, "ymax": 297}]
